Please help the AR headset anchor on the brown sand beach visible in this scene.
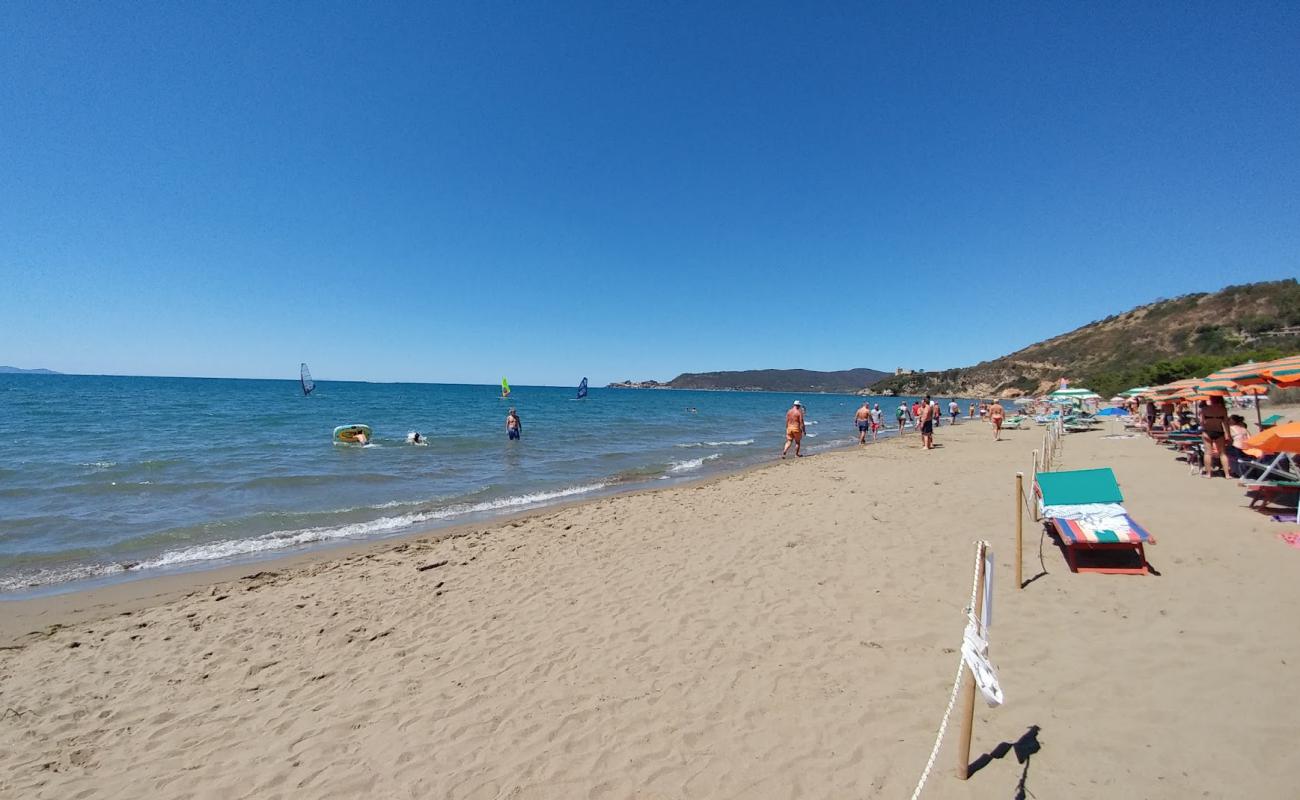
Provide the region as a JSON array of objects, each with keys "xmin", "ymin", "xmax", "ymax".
[{"xmin": 2, "ymin": 411, "xmax": 1299, "ymax": 799}]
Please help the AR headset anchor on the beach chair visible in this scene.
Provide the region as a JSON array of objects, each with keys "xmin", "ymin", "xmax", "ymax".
[
  {"xmin": 1237, "ymin": 453, "xmax": 1299, "ymax": 485},
  {"xmin": 1260, "ymin": 414, "xmax": 1284, "ymax": 430},
  {"xmin": 1246, "ymin": 481, "xmax": 1300, "ymax": 512},
  {"xmin": 1036, "ymin": 468, "xmax": 1156, "ymax": 575}
]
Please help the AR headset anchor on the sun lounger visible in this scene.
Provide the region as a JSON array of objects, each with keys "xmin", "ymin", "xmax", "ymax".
[
  {"xmin": 1246, "ymin": 481, "xmax": 1300, "ymax": 511},
  {"xmin": 1036, "ymin": 467, "xmax": 1156, "ymax": 575},
  {"xmin": 1237, "ymin": 453, "xmax": 1299, "ymax": 485},
  {"xmin": 1260, "ymin": 414, "xmax": 1284, "ymax": 430}
]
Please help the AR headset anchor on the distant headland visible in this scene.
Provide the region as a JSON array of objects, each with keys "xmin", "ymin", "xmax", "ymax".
[
  {"xmin": 0, "ymin": 366, "xmax": 61, "ymax": 374},
  {"xmin": 608, "ymin": 368, "xmax": 891, "ymax": 394}
]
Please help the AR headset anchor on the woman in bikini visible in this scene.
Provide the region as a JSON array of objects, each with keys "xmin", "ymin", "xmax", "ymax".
[{"xmin": 1198, "ymin": 396, "xmax": 1229, "ymax": 477}]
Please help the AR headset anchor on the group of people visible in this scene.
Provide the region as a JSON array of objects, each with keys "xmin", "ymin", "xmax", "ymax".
[
  {"xmin": 404, "ymin": 408, "xmax": 523, "ymax": 446},
  {"xmin": 1142, "ymin": 394, "xmax": 1254, "ymax": 478},
  {"xmin": 782, "ymin": 395, "xmax": 1008, "ymax": 457}
]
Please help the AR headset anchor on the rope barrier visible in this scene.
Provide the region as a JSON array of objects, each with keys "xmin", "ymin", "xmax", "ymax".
[{"xmin": 908, "ymin": 541, "xmax": 988, "ymax": 800}]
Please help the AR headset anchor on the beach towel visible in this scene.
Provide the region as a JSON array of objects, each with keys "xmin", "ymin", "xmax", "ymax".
[
  {"xmin": 1050, "ymin": 513, "xmax": 1152, "ymax": 545},
  {"xmin": 1040, "ymin": 502, "xmax": 1132, "ymax": 537},
  {"xmin": 961, "ymin": 616, "xmax": 1003, "ymax": 707},
  {"xmin": 1278, "ymin": 533, "xmax": 1300, "ymax": 550}
]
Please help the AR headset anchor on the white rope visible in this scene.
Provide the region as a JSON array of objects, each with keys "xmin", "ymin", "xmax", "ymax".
[{"xmin": 908, "ymin": 540, "xmax": 988, "ymax": 800}]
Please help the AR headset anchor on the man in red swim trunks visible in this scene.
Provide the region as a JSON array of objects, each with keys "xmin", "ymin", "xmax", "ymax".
[
  {"xmin": 781, "ymin": 400, "xmax": 806, "ymax": 458},
  {"xmin": 989, "ymin": 399, "xmax": 1005, "ymax": 441}
]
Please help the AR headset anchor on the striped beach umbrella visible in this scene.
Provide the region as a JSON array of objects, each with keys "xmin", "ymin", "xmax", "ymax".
[
  {"xmin": 1263, "ymin": 362, "xmax": 1300, "ymax": 387},
  {"xmin": 1046, "ymin": 387, "xmax": 1099, "ymax": 399},
  {"xmin": 1192, "ymin": 378, "xmax": 1246, "ymax": 397},
  {"xmin": 1149, "ymin": 379, "xmax": 1201, "ymax": 399},
  {"xmin": 1208, "ymin": 355, "xmax": 1300, "ymax": 385},
  {"xmin": 1120, "ymin": 386, "xmax": 1152, "ymax": 397}
]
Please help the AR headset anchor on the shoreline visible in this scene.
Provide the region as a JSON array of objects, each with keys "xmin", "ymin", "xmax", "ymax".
[
  {"xmin": 0, "ymin": 408, "xmax": 940, "ymax": 608},
  {"xmin": 0, "ymin": 421, "xmax": 937, "ymax": 645},
  {"xmin": 4, "ymin": 412, "xmax": 1299, "ymax": 797}
]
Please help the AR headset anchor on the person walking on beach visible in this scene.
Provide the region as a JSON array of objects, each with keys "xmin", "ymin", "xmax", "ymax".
[
  {"xmin": 870, "ymin": 403, "xmax": 883, "ymax": 442},
  {"xmin": 506, "ymin": 408, "xmax": 522, "ymax": 440},
  {"xmin": 949, "ymin": 399, "xmax": 960, "ymax": 425},
  {"xmin": 782, "ymin": 400, "xmax": 806, "ymax": 458},
  {"xmin": 897, "ymin": 402, "xmax": 909, "ymax": 433},
  {"xmin": 919, "ymin": 395, "xmax": 935, "ymax": 449},
  {"xmin": 855, "ymin": 401, "xmax": 871, "ymax": 445},
  {"xmin": 989, "ymin": 399, "xmax": 1005, "ymax": 440}
]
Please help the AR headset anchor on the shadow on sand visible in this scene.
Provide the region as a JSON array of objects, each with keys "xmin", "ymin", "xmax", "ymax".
[{"xmin": 968, "ymin": 724, "xmax": 1042, "ymax": 798}]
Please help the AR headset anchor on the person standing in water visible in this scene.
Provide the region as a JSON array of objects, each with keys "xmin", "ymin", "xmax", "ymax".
[
  {"xmin": 897, "ymin": 402, "xmax": 909, "ymax": 433},
  {"xmin": 855, "ymin": 401, "xmax": 871, "ymax": 445},
  {"xmin": 781, "ymin": 400, "xmax": 806, "ymax": 458},
  {"xmin": 506, "ymin": 408, "xmax": 522, "ymax": 440}
]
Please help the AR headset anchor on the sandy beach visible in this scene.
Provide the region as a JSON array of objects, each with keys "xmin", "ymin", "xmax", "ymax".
[{"xmin": 3, "ymin": 410, "xmax": 1299, "ymax": 799}]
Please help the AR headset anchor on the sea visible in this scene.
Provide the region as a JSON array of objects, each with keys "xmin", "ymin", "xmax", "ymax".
[{"xmin": 0, "ymin": 374, "xmax": 962, "ymax": 597}]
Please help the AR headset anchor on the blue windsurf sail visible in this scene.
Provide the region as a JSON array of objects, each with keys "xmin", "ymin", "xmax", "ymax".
[{"xmin": 576, "ymin": 377, "xmax": 588, "ymax": 399}]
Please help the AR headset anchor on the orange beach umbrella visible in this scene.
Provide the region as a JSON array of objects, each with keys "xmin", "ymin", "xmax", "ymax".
[{"xmin": 1242, "ymin": 421, "xmax": 1300, "ymax": 454}]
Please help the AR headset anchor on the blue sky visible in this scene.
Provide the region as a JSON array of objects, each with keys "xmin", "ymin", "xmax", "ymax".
[{"xmin": 2, "ymin": 2, "xmax": 1297, "ymax": 384}]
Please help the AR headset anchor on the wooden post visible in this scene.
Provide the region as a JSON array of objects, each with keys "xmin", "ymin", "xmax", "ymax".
[
  {"xmin": 955, "ymin": 542, "xmax": 987, "ymax": 780},
  {"xmin": 1015, "ymin": 473, "xmax": 1024, "ymax": 589}
]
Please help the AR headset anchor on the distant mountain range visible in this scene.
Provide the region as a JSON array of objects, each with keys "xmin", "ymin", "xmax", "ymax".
[
  {"xmin": 0, "ymin": 366, "xmax": 61, "ymax": 374},
  {"xmin": 871, "ymin": 279, "xmax": 1300, "ymax": 398},
  {"xmin": 608, "ymin": 368, "xmax": 891, "ymax": 394}
]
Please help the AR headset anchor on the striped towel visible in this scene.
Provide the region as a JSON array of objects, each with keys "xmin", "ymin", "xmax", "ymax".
[{"xmin": 1052, "ymin": 514, "xmax": 1153, "ymax": 545}]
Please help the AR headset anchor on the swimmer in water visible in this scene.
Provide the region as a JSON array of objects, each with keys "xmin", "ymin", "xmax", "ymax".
[{"xmin": 506, "ymin": 408, "xmax": 522, "ymax": 440}]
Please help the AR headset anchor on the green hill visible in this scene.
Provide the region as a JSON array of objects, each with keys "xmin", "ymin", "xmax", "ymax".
[
  {"xmin": 872, "ymin": 279, "xmax": 1300, "ymax": 399},
  {"xmin": 609, "ymin": 368, "xmax": 891, "ymax": 393}
]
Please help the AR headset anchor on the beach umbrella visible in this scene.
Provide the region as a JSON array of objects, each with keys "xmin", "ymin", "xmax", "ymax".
[
  {"xmin": 1263, "ymin": 362, "xmax": 1300, "ymax": 387},
  {"xmin": 1244, "ymin": 421, "xmax": 1300, "ymax": 453},
  {"xmin": 1150, "ymin": 379, "xmax": 1202, "ymax": 399},
  {"xmin": 1210, "ymin": 355, "xmax": 1300, "ymax": 386},
  {"xmin": 1192, "ymin": 378, "xmax": 1244, "ymax": 397},
  {"xmin": 1243, "ymin": 421, "xmax": 1300, "ymax": 523},
  {"xmin": 1096, "ymin": 407, "xmax": 1128, "ymax": 416},
  {"xmin": 1120, "ymin": 386, "xmax": 1152, "ymax": 397},
  {"xmin": 1206, "ymin": 355, "xmax": 1298, "ymax": 422},
  {"xmin": 1046, "ymin": 387, "xmax": 1099, "ymax": 408}
]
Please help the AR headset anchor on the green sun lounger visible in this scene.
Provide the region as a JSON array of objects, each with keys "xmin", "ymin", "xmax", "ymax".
[{"xmin": 1036, "ymin": 468, "xmax": 1155, "ymax": 575}]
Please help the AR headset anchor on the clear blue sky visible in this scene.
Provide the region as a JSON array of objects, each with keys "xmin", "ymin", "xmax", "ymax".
[{"xmin": 3, "ymin": 2, "xmax": 1297, "ymax": 384}]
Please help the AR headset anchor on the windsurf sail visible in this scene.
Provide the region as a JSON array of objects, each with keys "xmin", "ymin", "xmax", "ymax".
[
  {"xmin": 501, "ymin": 377, "xmax": 511, "ymax": 397},
  {"xmin": 576, "ymin": 377, "xmax": 588, "ymax": 399},
  {"xmin": 300, "ymin": 363, "xmax": 315, "ymax": 395}
]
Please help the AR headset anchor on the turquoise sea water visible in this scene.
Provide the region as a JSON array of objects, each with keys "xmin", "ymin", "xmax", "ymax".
[{"xmin": 0, "ymin": 375, "xmax": 965, "ymax": 596}]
